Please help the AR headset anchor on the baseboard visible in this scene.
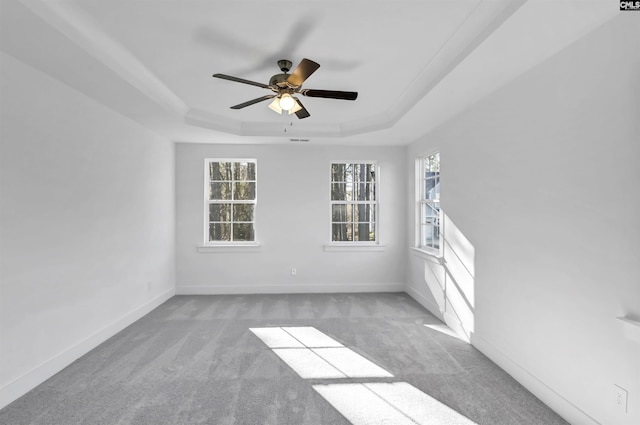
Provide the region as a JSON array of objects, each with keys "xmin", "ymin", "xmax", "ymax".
[
  {"xmin": 176, "ymin": 282, "xmax": 405, "ymax": 295},
  {"xmin": 471, "ymin": 334, "xmax": 601, "ymax": 425},
  {"xmin": 405, "ymin": 285, "xmax": 443, "ymax": 319},
  {"xmin": 405, "ymin": 286, "xmax": 473, "ymax": 342},
  {"xmin": 0, "ymin": 288, "xmax": 175, "ymax": 410}
]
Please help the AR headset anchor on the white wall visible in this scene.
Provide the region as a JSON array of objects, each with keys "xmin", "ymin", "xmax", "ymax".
[
  {"xmin": 0, "ymin": 52, "xmax": 176, "ymax": 408},
  {"xmin": 406, "ymin": 15, "xmax": 640, "ymax": 425},
  {"xmin": 176, "ymin": 143, "xmax": 406, "ymax": 294}
]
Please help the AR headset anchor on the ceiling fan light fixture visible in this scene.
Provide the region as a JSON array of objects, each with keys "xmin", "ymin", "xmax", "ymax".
[
  {"xmin": 268, "ymin": 98, "xmax": 282, "ymax": 114},
  {"xmin": 288, "ymin": 98, "xmax": 303, "ymax": 115},
  {"xmin": 279, "ymin": 93, "xmax": 295, "ymax": 111}
]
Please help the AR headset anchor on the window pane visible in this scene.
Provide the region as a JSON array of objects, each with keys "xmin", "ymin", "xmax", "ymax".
[
  {"xmin": 331, "ymin": 163, "xmax": 345, "ymax": 182},
  {"xmin": 421, "ymin": 202, "xmax": 440, "ymax": 224},
  {"xmin": 423, "ymin": 153, "xmax": 440, "ymax": 202},
  {"xmin": 425, "ymin": 174, "xmax": 439, "ymax": 201},
  {"xmin": 210, "ymin": 162, "xmax": 232, "ymax": 181},
  {"xmin": 332, "ymin": 223, "xmax": 352, "ymax": 242},
  {"xmin": 353, "ymin": 183, "xmax": 375, "ymax": 201},
  {"xmin": 210, "ymin": 182, "xmax": 232, "ymax": 200},
  {"xmin": 425, "ymin": 153, "xmax": 440, "ymax": 172},
  {"xmin": 233, "ymin": 223, "xmax": 255, "ymax": 241},
  {"xmin": 417, "ymin": 153, "xmax": 440, "ymax": 251},
  {"xmin": 421, "ymin": 202, "xmax": 440, "ymax": 249},
  {"xmin": 331, "ymin": 163, "xmax": 356, "ymax": 182},
  {"xmin": 234, "ymin": 162, "xmax": 256, "ymax": 181},
  {"xmin": 354, "ymin": 223, "xmax": 375, "ymax": 242},
  {"xmin": 332, "ymin": 204, "xmax": 347, "ymax": 221},
  {"xmin": 354, "ymin": 203, "xmax": 376, "ymax": 223},
  {"xmin": 344, "ymin": 164, "xmax": 354, "ymax": 183},
  {"xmin": 233, "ymin": 182, "xmax": 256, "ymax": 200},
  {"xmin": 331, "ymin": 183, "xmax": 347, "ymax": 201},
  {"xmin": 333, "ymin": 183, "xmax": 375, "ymax": 201},
  {"xmin": 332, "ymin": 182, "xmax": 374, "ymax": 201},
  {"xmin": 209, "ymin": 204, "xmax": 231, "ymax": 222},
  {"xmin": 353, "ymin": 163, "xmax": 375, "ymax": 184},
  {"xmin": 209, "ymin": 223, "xmax": 231, "ymax": 242},
  {"xmin": 346, "ymin": 204, "xmax": 353, "ymax": 222},
  {"xmin": 345, "ymin": 183, "xmax": 354, "ymax": 201},
  {"xmin": 233, "ymin": 204, "xmax": 254, "ymax": 222},
  {"xmin": 422, "ymin": 223, "xmax": 440, "ymax": 249}
]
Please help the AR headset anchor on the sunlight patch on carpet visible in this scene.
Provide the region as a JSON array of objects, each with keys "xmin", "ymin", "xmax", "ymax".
[
  {"xmin": 282, "ymin": 326, "xmax": 344, "ymax": 347},
  {"xmin": 365, "ymin": 382, "xmax": 478, "ymax": 425},
  {"xmin": 249, "ymin": 327, "xmax": 304, "ymax": 348},
  {"xmin": 251, "ymin": 327, "xmax": 393, "ymax": 379},
  {"xmin": 251, "ymin": 326, "xmax": 477, "ymax": 425},
  {"xmin": 313, "ymin": 383, "xmax": 417, "ymax": 425},
  {"xmin": 314, "ymin": 382, "xmax": 478, "ymax": 425},
  {"xmin": 272, "ymin": 348, "xmax": 346, "ymax": 379},
  {"xmin": 312, "ymin": 347, "xmax": 393, "ymax": 378}
]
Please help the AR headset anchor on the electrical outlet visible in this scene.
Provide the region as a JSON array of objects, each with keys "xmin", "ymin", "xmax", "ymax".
[
  {"xmin": 614, "ymin": 384, "xmax": 628, "ymax": 413},
  {"xmin": 290, "ymin": 268, "xmax": 297, "ymax": 276}
]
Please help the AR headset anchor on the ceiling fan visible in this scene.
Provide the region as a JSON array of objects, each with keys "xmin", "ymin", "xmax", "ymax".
[{"xmin": 212, "ymin": 58, "xmax": 357, "ymax": 119}]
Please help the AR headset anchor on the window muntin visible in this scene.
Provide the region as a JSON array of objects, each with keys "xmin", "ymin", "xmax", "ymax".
[
  {"xmin": 418, "ymin": 153, "xmax": 441, "ymax": 252},
  {"xmin": 205, "ymin": 159, "xmax": 256, "ymax": 243},
  {"xmin": 330, "ymin": 162, "xmax": 377, "ymax": 243}
]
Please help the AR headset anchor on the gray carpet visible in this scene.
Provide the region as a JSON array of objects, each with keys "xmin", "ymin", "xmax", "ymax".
[{"xmin": 0, "ymin": 293, "xmax": 568, "ymax": 424}]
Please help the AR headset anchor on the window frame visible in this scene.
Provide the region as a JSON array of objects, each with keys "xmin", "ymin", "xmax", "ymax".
[
  {"xmin": 203, "ymin": 158, "xmax": 258, "ymax": 246},
  {"xmin": 328, "ymin": 160, "xmax": 379, "ymax": 245},
  {"xmin": 415, "ymin": 152, "xmax": 442, "ymax": 257}
]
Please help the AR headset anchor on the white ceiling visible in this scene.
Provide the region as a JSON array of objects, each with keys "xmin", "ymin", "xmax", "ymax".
[{"xmin": 0, "ymin": 0, "xmax": 618, "ymax": 145}]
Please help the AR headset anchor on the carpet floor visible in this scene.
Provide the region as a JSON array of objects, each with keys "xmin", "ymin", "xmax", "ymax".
[{"xmin": 0, "ymin": 293, "xmax": 568, "ymax": 425}]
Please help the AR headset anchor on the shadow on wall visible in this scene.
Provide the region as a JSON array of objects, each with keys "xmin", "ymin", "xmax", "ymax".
[{"xmin": 423, "ymin": 213, "xmax": 475, "ymax": 342}]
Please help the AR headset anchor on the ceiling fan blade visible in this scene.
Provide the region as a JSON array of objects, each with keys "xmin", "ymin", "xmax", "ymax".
[
  {"xmin": 292, "ymin": 98, "xmax": 310, "ymax": 119},
  {"xmin": 287, "ymin": 58, "xmax": 320, "ymax": 87},
  {"xmin": 230, "ymin": 95, "xmax": 275, "ymax": 109},
  {"xmin": 213, "ymin": 73, "xmax": 271, "ymax": 89},
  {"xmin": 302, "ymin": 89, "xmax": 358, "ymax": 101}
]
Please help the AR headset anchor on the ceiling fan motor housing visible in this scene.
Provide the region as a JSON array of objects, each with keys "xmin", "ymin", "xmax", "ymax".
[{"xmin": 269, "ymin": 73, "xmax": 295, "ymax": 89}]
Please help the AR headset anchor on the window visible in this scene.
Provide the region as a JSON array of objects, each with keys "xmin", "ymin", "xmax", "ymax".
[
  {"xmin": 417, "ymin": 153, "xmax": 441, "ymax": 253},
  {"xmin": 330, "ymin": 162, "xmax": 377, "ymax": 243},
  {"xmin": 205, "ymin": 159, "xmax": 256, "ymax": 244}
]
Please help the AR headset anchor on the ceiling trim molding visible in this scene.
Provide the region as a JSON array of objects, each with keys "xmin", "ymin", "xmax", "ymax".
[
  {"xmin": 20, "ymin": 0, "xmax": 189, "ymax": 118},
  {"xmin": 19, "ymin": 0, "xmax": 526, "ymax": 140},
  {"xmin": 185, "ymin": 109, "xmax": 242, "ymax": 135},
  {"xmin": 385, "ymin": 0, "xmax": 528, "ymax": 126}
]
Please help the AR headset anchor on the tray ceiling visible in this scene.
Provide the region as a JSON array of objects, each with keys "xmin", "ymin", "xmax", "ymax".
[{"xmin": 0, "ymin": 0, "xmax": 618, "ymax": 145}]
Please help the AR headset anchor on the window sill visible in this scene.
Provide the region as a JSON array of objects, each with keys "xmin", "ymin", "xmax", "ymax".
[
  {"xmin": 411, "ymin": 247, "xmax": 443, "ymax": 264},
  {"xmin": 197, "ymin": 244, "xmax": 262, "ymax": 253},
  {"xmin": 323, "ymin": 244, "xmax": 385, "ymax": 252}
]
